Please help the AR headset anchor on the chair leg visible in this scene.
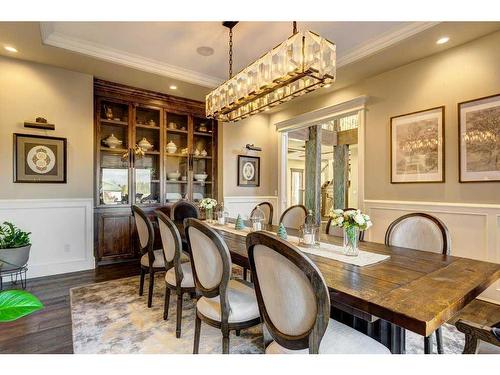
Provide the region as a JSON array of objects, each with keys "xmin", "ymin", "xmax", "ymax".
[
  {"xmin": 235, "ymin": 330, "xmax": 241, "ymax": 336},
  {"xmin": 243, "ymin": 267, "xmax": 247, "ymax": 281},
  {"xmin": 435, "ymin": 328, "xmax": 444, "ymax": 354},
  {"xmin": 424, "ymin": 335, "xmax": 433, "ymax": 354},
  {"xmin": 147, "ymin": 270, "xmax": 154, "ymax": 308},
  {"xmin": 222, "ymin": 328, "xmax": 230, "ymax": 354},
  {"xmin": 193, "ymin": 313, "xmax": 201, "ymax": 354},
  {"xmin": 139, "ymin": 268, "xmax": 145, "ymax": 296},
  {"xmin": 163, "ymin": 287, "xmax": 171, "ymax": 320},
  {"xmin": 176, "ymin": 292, "xmax": 183, "ymax": 338}
]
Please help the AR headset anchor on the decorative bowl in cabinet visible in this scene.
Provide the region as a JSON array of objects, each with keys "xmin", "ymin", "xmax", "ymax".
[
  {"xmin": 194, "ymin": 173, "xmax": 208, "ymax": 181},
  {"xmin": 103, "ymin": 133, "xmax": 123, "ymax": 149},
  {"xmin": 138, "ymin": 137, "xmax": 154, "ymax": 151},
  {"xmin": 166, "ymin": 140, "xmax": 177, "ymax": 154},
  {"xmin": 167, "ymin": 171, "xmax": 181, "ymax": 180}
]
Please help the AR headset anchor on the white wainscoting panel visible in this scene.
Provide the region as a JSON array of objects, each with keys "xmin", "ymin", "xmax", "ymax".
[
  {"xmin": 364, "ymin": 200, "xmax": 500, "ymax": 304},
  {"xmin": 0, "ymin": 199, "xmax": 94, "ymax": 279},
  {"xmin": 224, "ymin": 196, "xmax": 279, "ymax": 224}
]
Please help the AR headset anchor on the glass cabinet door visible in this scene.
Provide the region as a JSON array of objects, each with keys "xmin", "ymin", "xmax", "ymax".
[
  {"xmin": 192, "ymin": 117, "xmax": 215, "ymax": 202},
  {"xmin": 98, "ymin": 100, "xmax": 131, "ymax": 206},
  {"xmin": 133, "ymin": 106, "xmax": 161, "ymax": 205},
  {"xmin": 165, "ymin": 112, "xmax": 189, "ymax": 203}
]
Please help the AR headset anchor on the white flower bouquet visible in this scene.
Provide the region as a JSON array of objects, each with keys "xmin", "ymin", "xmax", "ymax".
[
  {"xmin": 329, "ymin": 209, "xmax": 372, "ymax": 256},
  {"xmin": 329, "ymin": 209, "xmax": 372, "ymax": 231},
  {"xmin": 199, "ymin": 198, "xmax": 217, "ymax": 210}
]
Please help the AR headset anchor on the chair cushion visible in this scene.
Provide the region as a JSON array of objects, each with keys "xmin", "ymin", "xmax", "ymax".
[
  {"xmin": 196, "ymin": 279, "xmax": 259, "ymax": 323},
  {"xmin": 140, "ymin": 249, "xmax": 165, "ymax": 268},
  {"xmin": 266, "ymin": 318, "xmax": 390, "ymax": 354},
  {"xmin": 165, "ymin": 262, "xmax": 195, "ymax": 288}
]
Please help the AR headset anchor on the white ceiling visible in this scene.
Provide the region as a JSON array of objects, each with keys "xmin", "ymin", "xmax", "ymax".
[{"xmin": 40, "ymin": 21, "xmax": 433, "ymax": 88}]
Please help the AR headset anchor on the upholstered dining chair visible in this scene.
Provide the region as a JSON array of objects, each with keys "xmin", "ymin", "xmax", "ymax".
[
  {"xmin": 385, "ymin": 212, "xmax": 451, "ymax": 354},
  {"xmin": 325, "ymin": 207, "xmax": 365, "ymax": 241},
  {"xmin": 246, "ymin": 231, "xmax": 390, "ymax": 354},
  {"xmin": 251, "ymin": 202, "xmax": 274, "ymax": 225},
  {"xmin": 279, "ymin": 204, "xmax": 307, "ymax": 230},
  {"xmin": 132, "ymin": 205, "xmax": 165, "ymax": 308},
  {"xmin": 185, "ymin": 218, "xmax": 261, "ymax": 354},
  {"xmin": 456, "ymin": 319, "xmax": 500, "ymax": 354},
  {"xmin": 157, "ymin": 211, "xmax": 196, "ymax": 338},
  {"xmin": 171, "ymin": 200, "xmax": 199, "ymax": 222}
]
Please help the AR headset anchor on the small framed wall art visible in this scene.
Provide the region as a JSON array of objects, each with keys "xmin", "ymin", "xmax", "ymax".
[
  {"xmin": 458, "ymin": 93, "xmax": 500, "ymax": 182},
  {"xmin": 390, "ymin": 106, "xmax": 445, "ymax": 183},
  {"xmin": 13, "ymin": 133, "xmax": 67, "ymax": 183},
  {"xmin": 237, "ymin": 155, "xmax": 260, "ymax": 187}
]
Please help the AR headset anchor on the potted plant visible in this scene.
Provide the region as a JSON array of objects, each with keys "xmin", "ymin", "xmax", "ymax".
[
  {"xmin": 0, "ymin": 222, "xmax": 31, "ymax": 272},
  {"xmin": 0, "ymin": 222, "xmax": 43, "ymax": 322}
]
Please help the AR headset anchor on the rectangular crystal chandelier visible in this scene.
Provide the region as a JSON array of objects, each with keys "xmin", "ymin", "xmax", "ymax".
[{"xmin": 206, "ymin": 30, "xmax": 336, "ymax": 122}]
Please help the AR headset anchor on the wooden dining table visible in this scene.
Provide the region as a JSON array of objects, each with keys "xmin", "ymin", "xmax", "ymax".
[{"xmin": 174, "ymin": 218, "xmax": 500, "ymax": 354}]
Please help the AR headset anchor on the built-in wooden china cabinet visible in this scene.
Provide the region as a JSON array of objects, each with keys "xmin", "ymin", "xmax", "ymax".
[{"xmin": 94, "ymin": 79, "xmax": 218, "ymax": 264}]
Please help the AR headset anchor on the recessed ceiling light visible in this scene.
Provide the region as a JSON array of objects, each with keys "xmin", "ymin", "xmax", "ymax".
[
  {"xmin": 436, "ymin": 36, "xmax": 449, "ymax": 45},
  {"xmin": 197, "ymin": 46, "xmax": 214, "ymax": 56},
  {"xmin": 169, "ymin": 85, "xmax": 177, "ymax": 90},
  {"xmin": 4, "ymin": 45, "xmax": 18, "ymax": 53}
]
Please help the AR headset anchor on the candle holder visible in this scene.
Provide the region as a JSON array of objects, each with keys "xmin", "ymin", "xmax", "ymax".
[
  {"xmin": 298, "ymin": 210, "xmax": 320, "ymax": 248},
  {"xmin": 250, "ymin": 206, "xmax": 265, "ymax": 232}
]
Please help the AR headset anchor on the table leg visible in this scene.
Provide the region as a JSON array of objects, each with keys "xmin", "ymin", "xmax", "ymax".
[{"xmin": 424, "ymin": 335, "xmax": 433, "ymax": 354}]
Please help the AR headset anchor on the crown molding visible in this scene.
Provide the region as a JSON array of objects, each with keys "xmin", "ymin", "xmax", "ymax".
[
  {"xmin": 39, "ymin": 22, "xmax": 223, "ymax": 88},
  {"xmin": 337, "ymin": 22, "xmax": 440, "ymax": 67},
  {"xmin": 39, "ymin": 22, "xmax": 439, "ymax": 89},
  {"xmin": 275, "ymin": 95, "xmax": 368, "ymax": 131}
]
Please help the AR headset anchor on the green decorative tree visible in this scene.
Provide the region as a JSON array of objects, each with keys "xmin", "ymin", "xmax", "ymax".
[
  {"xmin": 277, "ymin": 223, "xmax": 288, "ymax": 240},
  {"xmin": 234, "ymin": 214, "xmax": 245, "ymax": 230}
]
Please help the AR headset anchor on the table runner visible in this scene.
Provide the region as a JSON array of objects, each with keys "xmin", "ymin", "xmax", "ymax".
[{"xmin": 207, "ymin": 223, "xmax": 389, "ymax": 267}]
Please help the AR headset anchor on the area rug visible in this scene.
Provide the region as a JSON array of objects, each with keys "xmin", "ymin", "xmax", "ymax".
[{"xmin": 70, "ymin": 273, "xmax": 465, "ymax": 354}]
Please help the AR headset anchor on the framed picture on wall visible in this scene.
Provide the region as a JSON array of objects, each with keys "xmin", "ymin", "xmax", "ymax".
[
  {"xmin": 13, "ymin": 133, "xmax": 67, "ymax": 183},
  {"xmin": 390, "ymin": 106, "xmax": 445, "ymax": 183},
  {"xmin": 237, "ymin": 155, "xmax": 260, "ymax": 187},
  {"xmin": 458, "ymin": 93, "xmax": 500, "ymax": 182}
]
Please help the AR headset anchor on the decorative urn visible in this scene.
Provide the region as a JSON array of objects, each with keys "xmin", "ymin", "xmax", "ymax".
[
  {"xmin": 103, "ymin": 134, "xmax": 122, "ymax": 149},
  {"xmin": 138, "ymin": 137, "xmax": 154, "ymax": 152},
  {"xmin": 166, "ymin": 140, "xmax": 177, "ymax": 154}
]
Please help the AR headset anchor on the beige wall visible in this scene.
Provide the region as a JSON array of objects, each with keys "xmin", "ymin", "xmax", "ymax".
[
  {"xmin": 0, "ymin": 56, "xmax": 93, "ymax": 199},
  {"xmin": 222, "ymin": 114, "xmax": 278, "ymax": 197},
  {"xmin": 268, "ymin": 30, "xmax": 500, "ymax": 204}
]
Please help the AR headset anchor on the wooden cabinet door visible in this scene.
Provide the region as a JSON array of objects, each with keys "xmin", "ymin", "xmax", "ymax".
[{"xmin": 96, "ymin": 211, "xmax": 135, "ymax": 261}]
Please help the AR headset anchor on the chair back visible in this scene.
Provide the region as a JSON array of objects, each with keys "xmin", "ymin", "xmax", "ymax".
[
  {"xmin": 279, "ymin": 205, "xmax": 307, "ymax": 230},
  {"xmin": 385, "ymin": 213, "xmax": 450, "ymax": 254},
  {"xmin": 251, "ymin": 202, "xmax": 274, "ymax": 225},
  {"xmin": 184, "ymin": 218, "xmax": 231, "ymax": 300},
  {"xmin": 171, "ymin": 200, "xmax": 199, "ymax": 222},
  {"xmin": 247, "ymin": 232, "xmax": 330, "ymax": 354},
  {"xmin": 157, "ymin": 211, "xmax": 185, "ymax": 285},
  {"xmin": 132, "ymin": 205, "xmax": 156, "ymax": 267}
]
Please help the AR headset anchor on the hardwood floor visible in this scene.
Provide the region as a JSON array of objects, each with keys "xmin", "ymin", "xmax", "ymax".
[{"xmin": 0, "ymin": 262, "xmax": 140, "ymax": 354}]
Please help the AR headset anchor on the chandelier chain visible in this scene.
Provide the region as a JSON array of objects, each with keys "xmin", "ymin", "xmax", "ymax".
[
  {"xmin": 293, "ymin": 21, "xmax": 297, "ymax": 34},
  {"xmin": 229, "ymin": 27, "xmax": 233, "ymax": 78}
]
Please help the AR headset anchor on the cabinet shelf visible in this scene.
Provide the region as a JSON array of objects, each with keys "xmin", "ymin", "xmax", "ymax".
[
  {"xmin": 167, "ymin": 128, "xmax": 188, "ymax": 134},
  {"xmin": 100, "ymin": 119, "xmax": 129, "ymax": 127},
  {"xmin": 166, "ymin": 153, "xmax": 188, "ymax": 158},
  {"xmin": 166, "ymin": 180, "xmax": 188, "ymax": 184},
  {"xmin": 194, "ymin": 131, "xmax": 213, "ymax": 137},
  {"xmin": 100, "ymin": 146, "xmax": 128, "ymax": 153},
  {"xmin": 193, "ymin": 155, "xmax": 212, "ymax": 159},
  {"xmin": 144, "ymin": 150, "xmax": 160, "ymax": 155},
  {"xmin": 136, "ymin": 124, "xmax": 160, "ymax": 131}
]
